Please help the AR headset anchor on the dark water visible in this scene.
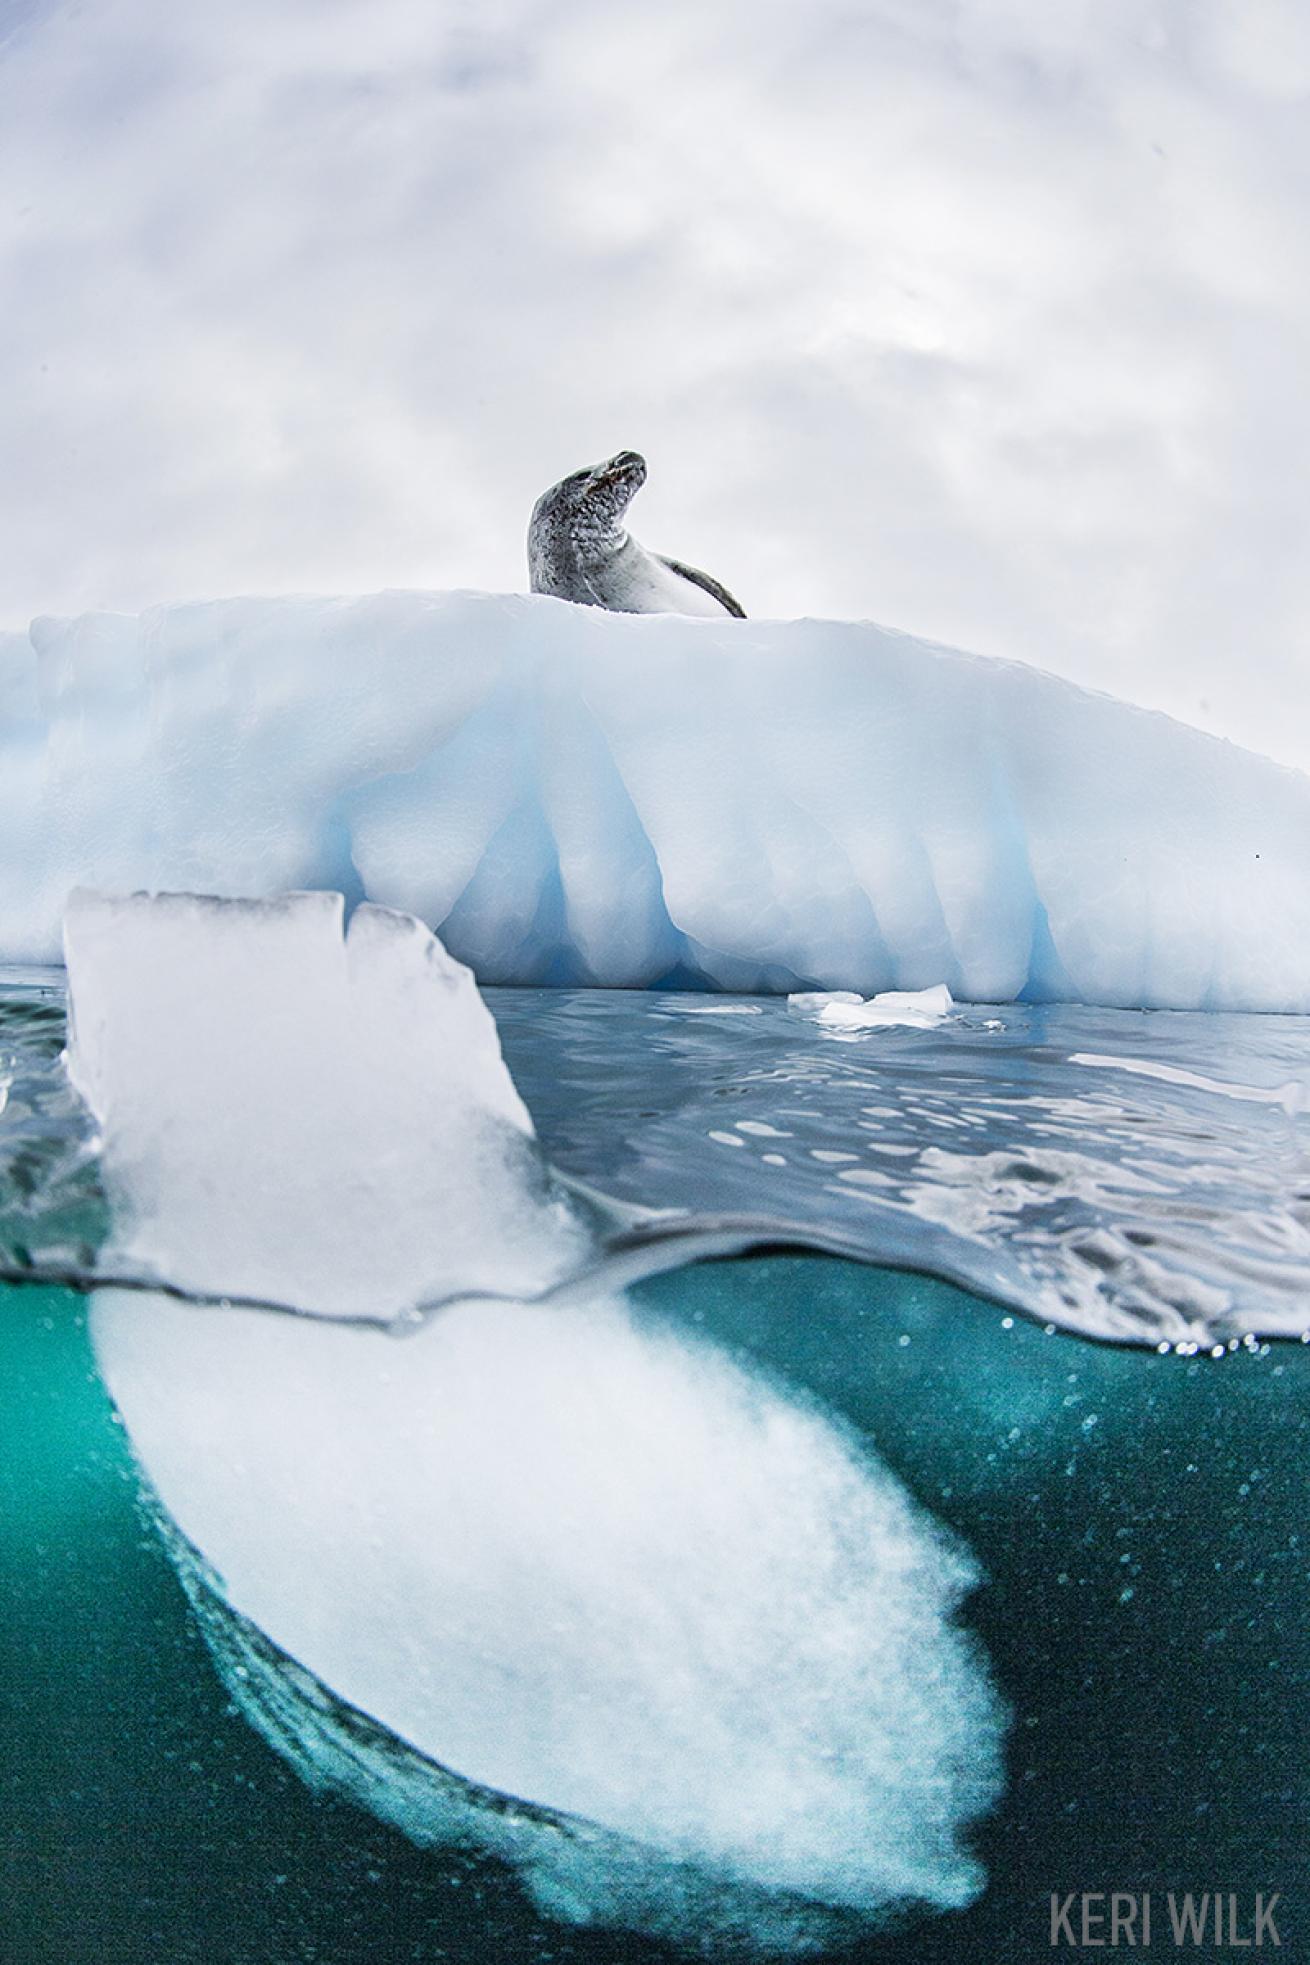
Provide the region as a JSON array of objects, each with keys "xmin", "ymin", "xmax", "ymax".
[{"xmin": 3, "ymin": 975, "xmax": 1309, "ymax": 1961}]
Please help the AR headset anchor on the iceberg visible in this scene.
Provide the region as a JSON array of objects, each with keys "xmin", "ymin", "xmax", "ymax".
[
  {"xmin": 7, "ymin": 591, "xmax": 1310, "ymax": 1011},
  {"xmin": 65, "ymin": 890, "xmax": 1006, "ymax": 1946}
]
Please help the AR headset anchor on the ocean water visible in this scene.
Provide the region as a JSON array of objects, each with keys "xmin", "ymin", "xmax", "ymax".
[
  {"xmin": 3, "ymin": 974, "xmax": 1309, "ymax": 1961},
  {"xmin": 491, "ymin": 989, "xmax": 1310, "ymax": 1347}
]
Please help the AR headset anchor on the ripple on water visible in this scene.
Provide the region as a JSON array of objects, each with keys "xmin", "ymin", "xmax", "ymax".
[{"xmin": 3, "ymin": 973, "xmax": 1309, "ymax": 1348}]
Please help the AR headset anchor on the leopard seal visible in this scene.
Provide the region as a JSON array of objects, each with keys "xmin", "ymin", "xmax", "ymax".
[{"xmin": 528, "ymin": 451, "xmax": 746, "ymax": 618}]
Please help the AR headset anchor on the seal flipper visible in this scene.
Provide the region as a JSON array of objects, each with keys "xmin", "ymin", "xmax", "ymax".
[{"xmin": 656, "ymin": 556, "xmax": 747, "ymax": 620}]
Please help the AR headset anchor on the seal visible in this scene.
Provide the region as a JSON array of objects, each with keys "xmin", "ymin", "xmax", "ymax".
[{"xmin": 528, "ymin": 451, "xmax": 746, "ymax": 618}]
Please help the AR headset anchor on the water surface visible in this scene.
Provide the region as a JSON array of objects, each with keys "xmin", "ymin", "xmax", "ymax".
[{"xmin": 4, "ymin": 976, "xmax": 1310, "ymax": 1344}]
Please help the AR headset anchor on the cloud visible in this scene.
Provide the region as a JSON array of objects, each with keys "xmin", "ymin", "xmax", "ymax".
[{"xmin": 0, "ymin": 0, "xmax": 1306, "ymax": 768}]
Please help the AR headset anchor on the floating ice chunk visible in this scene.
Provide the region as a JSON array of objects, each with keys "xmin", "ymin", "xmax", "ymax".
[
  {"xmin": 67, "ymin": 886, "xmax": 1005, "ymax": 1943},
  {"xmin": 92, "ymin": 1286, "xmax": 1005, "ymax": 1940},
  {"xmin": 787, "ymin": 990, "xmax": 864, "ymax": 1012},
  {"xmin": 801, "ymin": 983, "xmax": 956, "ymax": 1030},
  {"xmin": 63, "ymin": 888, "xmax": 592, "ymax": 1320},
  {"xmin": 5, "ymin": 591, "xmax": 1310, "ymax": 1009}
]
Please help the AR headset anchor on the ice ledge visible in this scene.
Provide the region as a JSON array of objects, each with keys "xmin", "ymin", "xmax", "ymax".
[{"xmin": 4, "ymin": 589, "xmax": 1309, "ymax": 1010}]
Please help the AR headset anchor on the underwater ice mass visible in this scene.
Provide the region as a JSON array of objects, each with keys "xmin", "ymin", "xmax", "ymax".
[
  {"xmin": 62, "ymin": 890, "xmax": 1007, "ymax": 1948},
  {"xmin": 9, "ymin": 590, "xmax": 1310, "ymax": 1010}
]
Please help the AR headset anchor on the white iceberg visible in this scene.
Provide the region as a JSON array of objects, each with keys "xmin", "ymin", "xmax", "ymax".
[
  {"xmin": 67, "ymin": 890, "xmax": 1006, "ymax": 1946},
  {"xmin": 7, "ymin": 591, "xmax": 1310, "ymax": 1010}
]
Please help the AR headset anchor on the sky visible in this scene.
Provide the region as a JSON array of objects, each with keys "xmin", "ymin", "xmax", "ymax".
[{"xmin": 1, "ymin": 0, "xmax": 1307, "ymax": 770}]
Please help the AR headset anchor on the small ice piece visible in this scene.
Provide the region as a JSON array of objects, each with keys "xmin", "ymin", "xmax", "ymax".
[
  {"xmin": 787, "ymin": 990, "xmax": 863, "ymax": 1012},
  {"xmin": 818, "ymin": 984, "xmax": 955, "ymax": 1030},
  {"xmin": 63, "ymin": 889, "xmax": 593, "ymax": 1320}
]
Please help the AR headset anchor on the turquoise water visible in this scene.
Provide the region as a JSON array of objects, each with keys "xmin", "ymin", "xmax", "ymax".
[
  {"xmin": 3, "ymin": 1265, "xmax": 1308, "ymax": 1961},
  {"xmin": 3, "ymin": 977, "xmax": 1310, "ymax": 1960}
]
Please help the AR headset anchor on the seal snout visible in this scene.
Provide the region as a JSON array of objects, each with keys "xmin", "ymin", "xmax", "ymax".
[{"xmin": 596, "ymin": 449, "xmax": 647, "ymax": 488}]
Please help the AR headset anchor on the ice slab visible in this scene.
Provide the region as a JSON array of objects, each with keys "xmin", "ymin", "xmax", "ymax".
[
  {"xmin": 66, "ymin": 887, "xmax": 1005, "ymax": 1942},
  {"xmin": 63, "ymin": 888, "xmax": 593, "ymax": 1320},
  {"xmin": 6, "ymin": 590, "xmax": 1310, "ymax": 1009}
]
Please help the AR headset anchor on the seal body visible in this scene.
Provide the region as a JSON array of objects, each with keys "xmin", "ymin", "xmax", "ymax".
[{"xmin": 528, "ymin": 451, "xmax": 745, "ymax": 618}]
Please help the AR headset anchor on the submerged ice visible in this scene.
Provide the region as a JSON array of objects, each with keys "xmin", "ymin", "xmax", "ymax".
[
  {"xmin": 93, "ymin": 1288, "xmax": 1003, "ymax": 1942},
  {"xmin": 66, "ymin": 890, "xmax": 1005, "ymax": 1945},
  {"xmin": 7, "ymin": 590, "xmax": 1310, "ymax": 1010}
]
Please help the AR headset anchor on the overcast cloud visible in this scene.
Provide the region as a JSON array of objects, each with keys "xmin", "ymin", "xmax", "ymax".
[{"xmin": 1, "ymin": 0, "xmax": 1307, "ymax": 767}]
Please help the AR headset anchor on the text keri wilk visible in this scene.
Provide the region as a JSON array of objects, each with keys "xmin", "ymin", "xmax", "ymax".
[{"xmin": 1050, "ymin": 1893, "xmax": 1282, "ymax": 1949}]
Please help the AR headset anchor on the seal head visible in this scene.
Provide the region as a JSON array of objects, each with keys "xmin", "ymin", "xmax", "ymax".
[{"xmin": 528, "ymin": 451, "xmax": 745, "ymax": 619}]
